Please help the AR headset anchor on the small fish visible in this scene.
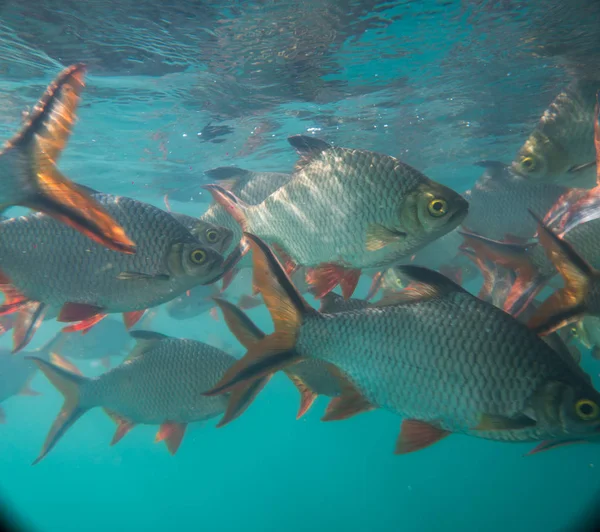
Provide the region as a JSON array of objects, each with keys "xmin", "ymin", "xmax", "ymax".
[
  {"xmin": 29, "ymin": 331, "xmax": 243, "ymax": 463},
  {"xmin": 44, "ymin": 317, "xmax": 135, "ymax": 369},
  {"xmin": 206, "ymin": 136, "xmax": 468, "ymax": 299},
  {"xmin": 511, "ymin": 79, "xmax": 599, "ymax": 188},
  {"xmin": 204, "ymin": 233, "xmax": 600, "ymax": 455},
  {"xmin": 0, "ymin": 344, "xmax": 77, "ymax": 422},
  {"xmin": 164, "ymin": 285, "xmax": 219, "ymax": 321},
  {"xmin": 567, "ymin": 317, "xmax": 600, "ymax": 360},
  {"xmin": 0, "ymin": 193, "xmax": 224, "ymax": 349},
  {"xmin": 169, "ymin": 212, "xmax": 233, "ymax": 254},
  {"xmin": 463, "ymin": 161, "xmax": 568, "ymax": 239},
  {"xmin": 0, "ymin": 64, "xmax": 135, "ymax": 254}
]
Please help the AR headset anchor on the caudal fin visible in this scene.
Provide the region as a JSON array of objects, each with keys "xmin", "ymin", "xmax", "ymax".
[
  {"xmin": 527, "ymin": 210, "xmax": 597, "ymax": 335},
  {"xmin": 25, "ymin": 356, "xmax": 90, "ymax": 464},
  {"xmin": 204, "ymin": 234, "xmax": 315, "ymax": 425},
  {"xmin": 1, "ymin": 65, "xmax": 135, "ymax": 254}
]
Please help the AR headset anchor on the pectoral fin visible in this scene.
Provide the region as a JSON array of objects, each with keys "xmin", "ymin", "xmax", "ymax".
[
  {"xmin": 366, "ymin": 224, "xmax": 406, "ymax": 252},
  {"xmin": 117, "ymin": 272, "xmax": 170, "ymax": 281}
]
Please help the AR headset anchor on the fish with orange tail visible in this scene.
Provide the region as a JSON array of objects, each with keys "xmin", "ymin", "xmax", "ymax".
[
  {"xmin": 204, "ymin": 135, "xmax": 468, "ymax": 299},
  {"xmin": 28, "ymin": 331, "xmax": 245, "ymax": 463},
  {"xmin": 0, "ymin": 64, "xmax": 135, "ymax": 254},
  {"xmin": 204, "ymin": 232, "xmax": 600, "ymax": 455}
]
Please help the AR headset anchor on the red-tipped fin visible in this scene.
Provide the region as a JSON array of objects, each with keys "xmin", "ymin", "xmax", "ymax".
[
  {"xmin": 104, "ymin": 409, "xmax": 136, "ymax": 446},
  {"xmin": 212, "ymin": 297, "xmax": 265, "ymax": 349},
  {"xmin": 526, "ymin": 438, "xmax": 588, "ymax": 456},
  {"xmin": 322, "ymin": 367, "xmax": 375, "ymax": 421},
  {"xmin": 0, "ymin": 271, "xmax": 30, "ymax": 316},
  {"xmin": 155, "ymin": 422, "xmax": 187, "ymax": 455},
  {"xmin": 306, "ymin": 264, "xmax": 361, "ymax": 299},
  {"xmin": 395, "ymin": 419, "xmax": 450, "ymax": 454},
  {"xmin": 123, "ymin": 310, "xmax": 145, "ymax": 329},
  {"xmin": 12, "ymin": 302, "xmax": 48, "ymax": 353},
  {"xmin": 285, "ymin": 372, "xmax": 318, "ymax": 419}
]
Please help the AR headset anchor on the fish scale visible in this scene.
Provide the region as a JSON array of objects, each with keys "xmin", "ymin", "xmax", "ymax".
[
  {"xmin": 295, "ymin": 291, "xmax": 584, "ymax": 442},
  {"xmin": 84, "ymin": 338, "xmax": 233, "ymax": 424},
  {"xmin": 0, "ymin": 193, "xmax": 223, "ymax": 312}
]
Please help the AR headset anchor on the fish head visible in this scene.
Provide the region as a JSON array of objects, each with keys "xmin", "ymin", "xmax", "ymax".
[
  {"xmin": 167, "ymin": 241, "xmax": 224, "ymax": 281},
  {"xmin": 381, "ymin": 267, "xmax": 406, "ymax": 293},
  {"xmin": 398, "ymin": 181, "xmax": 469, "ymax": 245},
  {"xmin": 533, "ymin": 380, "xmax": 600, "ymax": 438},
  {"xmin": 511, "ymin": 134, "xmax": 568, "ymax": 182},
  {"xmin": 191, "ymin": 221, "xmax": 234, "ymax": 254}
]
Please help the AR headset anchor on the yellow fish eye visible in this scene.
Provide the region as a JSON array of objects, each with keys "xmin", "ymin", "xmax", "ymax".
[
  {"xmin": 427, "ymin": 198, "xmax": 448, "ymax": 217},
  {"xmin": 190, "ymin": 249, "xmax": 207, "ymax": 264},
  {"xmin": 206, "ymin": 230, "xmax": 218, "ymax": 243},
  {"xmin": 395, "ymin": 278, "xmax": 403, "ymax": 287},
  {"xmin": 575, "ymin": 399, "xmax": 600, "ymax": 420},
  {"xmin": 520, "ymin": 156, "xmax": 536, "ymax": 171},
  {"xmin": 570, "ymin": 326, "xmax": 578, "ymax": 337}
]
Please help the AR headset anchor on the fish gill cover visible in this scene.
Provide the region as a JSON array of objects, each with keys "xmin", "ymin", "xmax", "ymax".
[{"xmin": 0, "ymin": 1, "xmax": 600, "ymax": 531}]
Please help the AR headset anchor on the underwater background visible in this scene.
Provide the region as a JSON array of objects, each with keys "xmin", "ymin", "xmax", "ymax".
[{"xmin": 0, "ymin": 1, "xmax": 600, "ymax": 530}]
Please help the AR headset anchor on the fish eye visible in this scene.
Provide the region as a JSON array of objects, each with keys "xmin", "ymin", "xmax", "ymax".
[
  {"xmin": 520, "ymin": 156, "xmax": 536, "ymax": 172},
  {"xmin": 570, "ymin": 326, "xmax": 578, "ymax": 337},
  {"xmin": 427, "ymin": 198, "xmax": 448, "ymax": 217},
  {"xmin": 190, "ymin": 249, "xmax": 207, "ymax": 264},
  {"xmin": 395, "ymin": 278, "xmax": 403, "ymax": 287},
  {"xmin": 575, "ymin": 399, "xmax": 600, "ymax": 420},
  {"xmin": 206, "ymin": 229, "xmax": 219, "ymax": 243}
]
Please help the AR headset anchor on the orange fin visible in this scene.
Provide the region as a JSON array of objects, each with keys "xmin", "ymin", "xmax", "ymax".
[
  {"xmin": 322, "ymin": 367, "xmax": 375, "ymax": 422},
  {"xmin": 285, "ymin": 372, "xmax": 318, "ymax": 419},
  {"xmin": 105, "ymin": 409, "xmax": 136, "ymax": 446},
  {"xmin": 202, "ymin": 184, "xmax": 249, "ymax": 233},
  {"xmin": 527, "ymin": 210, "xmax": 594, "ymax": 335},
  {"xmin": 58, "ymin": 303, "xmax": 105, "ymax": 323},
  {"xmin": 213, "ymin": 297, "xmax": 265, "ymax": 349},
  {"xmin": 216, "ymin": 376, "xmax": 273, "ymax": 428},
  {"xmin": 395, "ymin": 419, "xmax": 450, "ymax": 454},
  {"xmin": 221, "ymin": 267, "xmax": 239, "ymax": 292},
  {"xmin": 4, "ymin": 65, "xmax": 135, "ymax": 254},
  {"xmin": 0, "ymin": 272, "xmax": 30, "ymax": 316},
  {"xmin": 365, "ymin": 271, "xmax": 384, "ymax": 301},
  {"xmin": 272, "ymin": 244, "xmax": 299, "ymax": 276},
  {"xmin": 526, "ymin": 438, "xmax": 588, "ymax": 456},
  {"xmin": 62, "ymin": 312, "xmax": 107, "ymax": 334},
  {"xmin": 307, "ymin": 264, "xmax": 361, "ymax": 299},
  {"xmin": 123, "ymin": 310, "xmax": 145, "ymax": 329},
  {"xmin": 204, "ymin": 233, "xmax": 311, "ymax": 402},
  {"xmin": 12, "ymin": 301, "xmax": 48, "ymax": 353},
  {"xmin": 155, "ymin": 422, "xmax": 187, "ymax": 455},
  {"xmin": 49, "ymin": 353, "xmax": 82, "ymax": 376}
]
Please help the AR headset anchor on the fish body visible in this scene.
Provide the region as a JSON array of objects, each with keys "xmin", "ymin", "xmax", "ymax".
[
  {"xmin": 208, "ymin": 235, "xmax": 600, "ymax": 454},
  {"xmin": 208, "ymin": 136, "xmax": 467, "ymax": 297},
  {"xmin": 0, "ymin": 349, "xmax": 39, "ymax": 405},
  {"xmin": 0, "ymin": 193, "xmax": 224, "ymax": 314},
  {"xmin": 463, "ymin": 161, "xmax": 567, "ymax": 239},
  {"xmin": 512, "ymin": 79, "xmax": 599, "ymax": 188},
  {"xmin": 31, "ymin": 331, "xmax": 236, "ymax": 462},
  {"xmin": 0, "ymin": 64, "xmax": 134, "ymax": 253}
]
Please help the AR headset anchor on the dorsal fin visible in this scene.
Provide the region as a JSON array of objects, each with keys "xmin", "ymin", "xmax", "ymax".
[
  {"xmin": 127, "ymin": 330, "xmax": 169, "ymax": 360},
  {"xmin": 374, "ymin": 265, "xmax": 466, "ymax": 307},
  {"xmin": 288, "ymin": 135, "xmax": 332, "ymax": 171},
  {"xmin": 204, "ymin": 167, "xmax": 251, "ymax": 191}
]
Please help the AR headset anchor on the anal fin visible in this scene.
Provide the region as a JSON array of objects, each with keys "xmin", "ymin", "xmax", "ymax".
[
  {"xmin": 321, "ymin": 367, "xmax": 375, "ymax": 422},
  {"xmin": 395, "ymin": 419, "xmax": 450, "ymax": 454},
  {"xmin": 155, "ymin": 422, "xmax": 187, "ymax": 455},
  {"xmin": 284, "ymin": 371, "xmax": 318, "ymax": 419}
]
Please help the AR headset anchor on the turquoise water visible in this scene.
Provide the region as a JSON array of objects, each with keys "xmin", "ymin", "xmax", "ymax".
[{"xmin": 0, "ymin": 1, "xmax": 600, "ymax": 530}]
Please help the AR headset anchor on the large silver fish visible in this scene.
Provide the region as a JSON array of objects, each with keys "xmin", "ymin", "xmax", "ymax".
[
  {"xmin": 29, "ymin": 331, "xmax": 240, "ymax": 463},
  {"xmin": 206, "ymin": 234, "xmax": 600, "ymax": 455}
]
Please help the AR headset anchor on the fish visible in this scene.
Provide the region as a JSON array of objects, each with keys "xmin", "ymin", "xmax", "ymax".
[
  {"xmin": 44, "ymin": 317, "xmax": 135, "ymax": 369},
  {"xmin": 511, "ymin": 79, "xmax": 600, "ymax": 188},
  {"xmin": 527, "ymin": 208, "xmax": 600, "ymax": 336},
  {"xmin": 204, "ymin": 233, "xmax": 600, "ymax": 455},
  {"xmin": 461, "ymin": 186, "xmax": 600, "ymax": 316},
  {"xmin": 205, "ymin": 135, "xmax": 468, "ymax": 299},
  {"xmin": 0, "ymin": 192, "xmax": 225, "ymax": 349},
  {"xmin": 567, "ymin": 317, "xmax": 600, "ymax": 360},
  {"xmin": 462, "ymin": 161, "xmax": 568, "ymax": 240},
  {"xmin": 164, "ymin": 285, "xmax": 219, "ymax": 321},
  {"xmin": 0, "ymin": 64, "xmax": 135, "ymax": 254},
  {"xmin": 168, "ymin": 212, "xmax": 233, "ymax": 254},
  {"xmin": 29, "ymin": 330, "xmax": 243, "ymax": 463},
  {"xmin": 0, "ymin": 344, "xmax": 77, "ymax": 422}
]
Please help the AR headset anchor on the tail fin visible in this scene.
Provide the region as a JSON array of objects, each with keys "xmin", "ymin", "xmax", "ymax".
[
  {"xmin": 204, "ymin": 234, "xmax": 314, "ymax": 424},
  {"xmin": 1, "ymin": 65, "xmax": 135, "ymax": 254},
  {"xmin": 26, "ymin": 356, "xmax": 90, "ymax": 464},
  {"xmin": 12, "ymin": 302, "xmax": 48, "ymax": 353},
  {"xmin": 527, "ymin": 210, "xmax": 596, "ymax": 335}
]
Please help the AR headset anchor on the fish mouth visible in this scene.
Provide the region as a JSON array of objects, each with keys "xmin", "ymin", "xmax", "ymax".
[
  {"xmin": 202, "ymin": 245, "xmax": 243, "ymax": 285},
  {"xmin": 219, "ymin": 232, "xmax": 234, "ymax": 254}
]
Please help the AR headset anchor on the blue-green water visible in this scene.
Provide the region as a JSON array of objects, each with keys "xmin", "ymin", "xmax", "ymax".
[{"xmin": 0, "ymin": 1, "xmax": 600, "ymax": 530}]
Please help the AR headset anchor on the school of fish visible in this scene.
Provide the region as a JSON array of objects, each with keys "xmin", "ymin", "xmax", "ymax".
[{"xmin": 3, "ymin": 65, "xmax": 600, "ymax": 462}]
